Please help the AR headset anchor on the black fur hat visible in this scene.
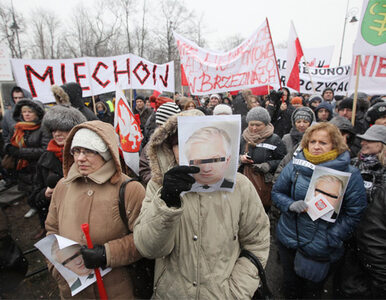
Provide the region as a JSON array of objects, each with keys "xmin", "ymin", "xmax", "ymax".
[
  {"xmin": 42, "ymin": 105, "xmax": 87, "ymax": 133},
  {"xmin": 13, "ymin": 99, "xmax": 45, "ymax": 121}
]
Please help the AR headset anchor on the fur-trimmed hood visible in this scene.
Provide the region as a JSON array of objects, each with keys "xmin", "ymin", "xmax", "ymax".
[
  {"xmin": 42, "ymin": 105, "xmax": 87, "ymax": 133},
  {"xmin": 146, "ymin": 109, "xmax": 204, "ymax": 185},
  {"xmin": 13, "ymin": 99, "xmax": 45, "ymax": 122},
  {"xmin": 51, "ymin": 82, "xmax": 83, "ymax": 108},
  {"xmin": 62, "ymin": 120, "xmax": 122, "ymax": 184}
]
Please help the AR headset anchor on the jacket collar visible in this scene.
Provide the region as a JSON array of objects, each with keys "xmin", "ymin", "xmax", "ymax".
[{"xmin": 63, "ymin": 159, "xmax": 116, "ymax": 184}]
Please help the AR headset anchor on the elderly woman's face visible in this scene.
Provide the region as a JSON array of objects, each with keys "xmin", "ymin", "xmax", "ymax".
[
  {"xmin": 360, "ymin": 140, "xmax": 383, "ymax": 155},
  {"xmin": 72, "ymin": 147, "xmax": 105, "ymax": 175},
  {"xmin": 52, "ymin": 130, "xmax": 70, "ymax": 146},
  {"xmin": 21, "ymin": 106, "xmax": 37, "ymax": 122},
  {"xmin": 308, "ymin": 130, "xmax": 333, "ymax": 155},
  {"xmin": 248, "ymin": 121, "xmax": 266, "ymax": 134}
]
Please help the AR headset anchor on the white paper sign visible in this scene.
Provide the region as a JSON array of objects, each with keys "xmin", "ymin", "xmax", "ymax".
[
  {"xmin": 0, "ymin": 43, "xmax": 13, "ymax": 81},
  {"xmin": 178, "ymin": 115, "xmax": 241, "ymax": 193},
  {"xmin": 35, "ymin": 235, "xmax": 111, "ymax": 296},
  {"xmin": 306, "ymin": 193, "xmax": 334, "ymax": 221}
]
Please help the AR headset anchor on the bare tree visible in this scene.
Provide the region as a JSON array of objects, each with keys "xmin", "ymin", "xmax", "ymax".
[
  {"xmin": 30, "ymin": 9, "xmax": 61, "ymax": 59},
  {"xmin": 0, "ymin": 2, "xmax": 25, "ymax": 58},
  {"xmin": 220, "ymin": 34, "xmax": 245, "ymax": 51}
]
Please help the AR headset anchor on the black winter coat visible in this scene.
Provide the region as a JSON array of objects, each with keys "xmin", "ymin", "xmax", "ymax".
[
  {"xmin": 30, "ymin": 151, "xmax": 63, "ymax": 227},
  {"xmin": 352, "ymin": 157, "xmax": 386, "ymax": 290},
  {"xmin": 267, "ymin": 103, "xmax": 295, "ymax": 138},
  {"xmin": 232, "ymin": 93, "xmax": 249, "ymax": 131},
  {"xmin": 240, "ymin": 133, "xmax": 287, "ymax": 174}
]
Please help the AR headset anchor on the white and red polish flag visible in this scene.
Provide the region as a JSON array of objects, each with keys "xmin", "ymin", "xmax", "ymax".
[
  {"xmin": 286, "ymin": 21, "xmax": 304, "ymax": 91},
  {"xmin": 114, "ymin": 86, "xmax": 143, "ymax": 175}
]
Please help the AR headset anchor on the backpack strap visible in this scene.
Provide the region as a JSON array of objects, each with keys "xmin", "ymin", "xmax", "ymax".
[{"xmin": 118, "ymin": 179, "xmax": 136, "ymax": 234}]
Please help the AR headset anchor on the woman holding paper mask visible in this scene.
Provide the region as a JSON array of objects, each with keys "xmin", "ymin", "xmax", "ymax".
[{"xmin": 272, "ymin": 122, "xmax": 367, "ymax": 299}]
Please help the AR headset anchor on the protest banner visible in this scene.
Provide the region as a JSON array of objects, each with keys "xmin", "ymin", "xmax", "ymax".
[
  {"xmin": 279, "ymin": 64, "xmax": 351, "ymax": 95},
  {"xmin": 11, "ymin": 54, "xmax": 175, "ymax": 103},
  {"xmin": 348, "ymin": 0, "xmax": 386, "ymax": 95},
  {"xmin": 175, "ymin": 19, "xmax": 281, "ymax": 95}
]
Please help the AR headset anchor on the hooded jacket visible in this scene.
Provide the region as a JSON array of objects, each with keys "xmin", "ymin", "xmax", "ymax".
[
  {"xmin": 6, "ymin": 99, "xmax": 50, "ymax": 191},
  {"xmin": 134, "ymin": 110, "xmax": 270, "ymax": 299},
  {"xmin": 95, "ymin": 101, "xmax": 114, "ymax": 125},
  {"xmin": 315, "ymin": 102, "xmax": 333, "ymax": 122},
  {"xmin": 2, "ymin": 87, "xmax": 32, "ymax": 145},
  {"xmin": 51, "ymin": 83, "xmax": 98, "ymax": 121},
  {"xmin": 272, "ymin": 151, "xmax": 367, "ymax": 262},
  {"xmin": 45, "ymin": 121, "xmax": 145, "ymax": 299}
]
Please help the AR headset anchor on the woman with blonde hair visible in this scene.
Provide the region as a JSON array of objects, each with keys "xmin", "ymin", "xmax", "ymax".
[
  {"xmin": 183, "ymin": 100, "xmax": 196, "ymax": 110},
  {"xmin": 272, "ymin": 122, "xmax": 367, "ymax": 299}
]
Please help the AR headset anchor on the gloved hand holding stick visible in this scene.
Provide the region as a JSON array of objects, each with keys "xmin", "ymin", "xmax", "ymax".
[{"xmin": 81, "ymin": 223, "xmax": 108, "ymax": 300}]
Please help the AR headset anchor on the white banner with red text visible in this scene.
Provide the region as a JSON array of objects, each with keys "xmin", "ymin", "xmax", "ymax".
[
  {"xmin": 174, "ymin": 19, "xmax": 280, "ymax": 95},
  {"xmin": 11, "ymin": 55, "xmax": 174, "ymax": 103}
]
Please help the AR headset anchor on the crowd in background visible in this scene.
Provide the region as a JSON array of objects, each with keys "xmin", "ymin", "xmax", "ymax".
[{"xmin": 0, "ymin": 82, "xmax": 385, "ymax": 299}]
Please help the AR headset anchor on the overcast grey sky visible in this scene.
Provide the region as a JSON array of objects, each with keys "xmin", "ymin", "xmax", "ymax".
[{"xmin": 12, "ymin": 0, "xmax": 363, "ymax": 66}]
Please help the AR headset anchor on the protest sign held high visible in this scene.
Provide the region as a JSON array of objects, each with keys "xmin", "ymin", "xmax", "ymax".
[
  {"xmin": 348, "ymin": 0, "xmax": 386, "ymax": 95},
  {"xmin": 175, "ymin": 19, "xmax": 281, "ymax": 95},
  {"xmin": 11, "ymin": 54, "xmax": 175, "ymax": 103}
]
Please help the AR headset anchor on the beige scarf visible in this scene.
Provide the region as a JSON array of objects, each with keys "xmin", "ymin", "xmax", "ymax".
[{"xmin": 242, "ymin": 123, "xmax": 274, "ymax": 147}]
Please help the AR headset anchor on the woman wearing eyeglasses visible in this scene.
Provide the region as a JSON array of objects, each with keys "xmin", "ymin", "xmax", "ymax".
[
  {"xmin": 45, "ymin": 120, "xmax": 145, "ymax": 299},
  {"xmin": 272, "ymin": 122, "xmax": 367, "ymax": 299}
]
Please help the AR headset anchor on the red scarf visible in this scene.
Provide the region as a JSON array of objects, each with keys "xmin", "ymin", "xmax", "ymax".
[
  {"xmin": 47, "ymin": 139, "xmax": 64, "ymax": 162},
  {"xmin": 11, "ymin": 121, "xmax": 40, "ymax": 170}
]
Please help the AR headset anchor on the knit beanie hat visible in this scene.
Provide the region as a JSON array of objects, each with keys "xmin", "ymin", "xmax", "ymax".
[
  {"xmin": 71, "ymin": 128, "xmax": 112, "ymax": 161},
  {"xmin": 156, "ymin": 102, "xmax": 181, "ymax": 125},
  {"xmin": 292, "ymin": 107, "xmax": 315, "ymax": 126},
  {"xmin": 291, "ymin": 97, "xmax": 303, "ymax": 105},
  {"xmin": 338, "ymin": 98, "xmax": 354, "ymax": 111},
  {"xmin": 213, "ymin": 104, "xmax": 232, "ymax": 115},
  {"xmin": 246, "ymin": 107, "xmax": 271, "ymax": 125},
  {"xmin": 365, "ymin": 102, "xmax": 386, "ymax": 124}
]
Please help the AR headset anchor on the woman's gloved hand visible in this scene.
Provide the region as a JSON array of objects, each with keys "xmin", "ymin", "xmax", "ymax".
[
  {"xmin": 80, "ymin": 245, "xmax": 107, "ymax": 269},
  {"xmin": 289, "ymin": 200, "xmax": 308, "ymax": 213},
  {"xmin": 161, "ymin": 166, "xmax": 200, "ymax": 208},
  {"xmin": 252, "ymin": 163, "xmax": 270, "ymax": 173}
]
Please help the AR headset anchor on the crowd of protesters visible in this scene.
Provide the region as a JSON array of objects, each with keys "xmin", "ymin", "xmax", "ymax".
[{"xmin": 0, "ymin": 82, "xmax": 385, "ymax": 299}]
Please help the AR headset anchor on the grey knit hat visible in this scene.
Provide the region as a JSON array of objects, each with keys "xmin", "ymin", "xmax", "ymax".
[
  {"xmin": 43, "ymin": 105, "xmax": 87, "ymax": 133},
  {"xmin": 156, "ymin": 102, "xmax": 181, "ymax": 125},
  {"xmin": 246, "ymin": 107, "xmax": 271, "ymax": 125},
  {"xmin": 357, "ymin": 125, "xmax": 386, "ymax": 145},
  {"xmin": 291, "ymin": 107, "xmax": 315, "ymax": 126}
]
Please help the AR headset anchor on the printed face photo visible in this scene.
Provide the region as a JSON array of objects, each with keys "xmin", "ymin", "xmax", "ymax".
[
  {"xmin": 313, "ymin": 176, "xmax": 343, "ymax": 213},
  {"xmin": 53, "ymin": 244, "xmax": 91, "ymax": 277},
  {"xmin": 186, "ymin": 132, "xmax": 231, "ymax": 185}
]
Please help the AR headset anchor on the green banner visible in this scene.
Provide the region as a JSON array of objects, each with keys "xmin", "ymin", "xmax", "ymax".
[{"xmin": 361, "ymin": 0, "xmax": 386, "ymax": 46}]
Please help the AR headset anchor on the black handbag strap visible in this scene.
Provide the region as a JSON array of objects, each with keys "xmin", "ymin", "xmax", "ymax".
[
  {"xmin": 118, "ymin": 179, "xmax": 136, "ymax": 234},
  {"xmin": 240, "ymin": 249, "xmax": 273, "ymax": 299}
]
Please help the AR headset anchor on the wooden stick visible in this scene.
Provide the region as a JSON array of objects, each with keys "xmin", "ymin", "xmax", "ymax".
[
  {"xmin": 352, "ymin": 55, "xmax": 361, "ymax": 126},
  {"xmin": 303, "ymin": 58, "xmax": 316, "ymax": 94},
  {"xmin": 0, "ymin": 91, "xmax": 5, "ymax": 117},
  {"xmin": 91, "ymin": 95, "xmax": 97, "ymax": 114},
  {"xmin": 129, "ymin": 89, "xmax": 133, "ymax": 109}
]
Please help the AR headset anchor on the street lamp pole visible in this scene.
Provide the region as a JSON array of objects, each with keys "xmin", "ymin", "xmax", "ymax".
[{"xmin": 338, "ymin": 0, "xmax": 350, "ymax": 66}]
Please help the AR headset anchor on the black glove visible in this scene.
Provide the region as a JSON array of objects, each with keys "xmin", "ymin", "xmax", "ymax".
[
  {"xmin": 161, "ymin": 166, "xmax": 200, "ymax": 208},
  {"xmin": 6, "ymin": 145, "xmax": 20, "ymax": 158},
  {"xmin": 80, "ymin": 245, "xmax": 107, "ymax": 269},
  {"xmin": 269, "ymin": 90, "xmax": 284, "ymax": 106}
]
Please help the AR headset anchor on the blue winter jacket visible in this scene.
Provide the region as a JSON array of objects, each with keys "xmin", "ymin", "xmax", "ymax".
[{"xmin": 272, "ymin": 150, "xmax": 367, "ymax": 262}]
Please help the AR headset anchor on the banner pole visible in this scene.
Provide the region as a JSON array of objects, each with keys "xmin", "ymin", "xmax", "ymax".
[
  {"xmin": 303, "ymin": 58, "xmax": 316, "ymax": 94},
  {"xmin": 129, "ymin": 89, "xmax": 133, "ymax": 109},
  {"xmin": 352, "ymin": 55, "xmax": 361, "ymax": 126},
  {"xmin": 266, "ymin": 18, "xmax": 282, "ymax": 89},
  {"xmin": 0, "ymin": 90, "xmax": 5, "ymax": 117},
  {"xmin": 91, "ymin": 95, "xmax": 97, "ymax": 114}
]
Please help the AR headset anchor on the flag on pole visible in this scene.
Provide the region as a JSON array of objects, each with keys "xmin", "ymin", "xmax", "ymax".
[
  {"xmin": 181, "ymin": 64, "xmax": 189, "ymax": 86},
  {"xmin": 114, "ymin": 86, "xmax": 143, "ymax": 175},
  {"xmin": 286, "ymin": 21, "xmax": 304, "ymax": 91}
]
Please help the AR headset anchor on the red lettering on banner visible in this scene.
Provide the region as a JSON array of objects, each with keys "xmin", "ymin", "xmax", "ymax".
[
  {"xmin": 74, "ymin": 62, "xmax": 90, "ymax": 91},
  {"xmin": 159, "ymin": 65, "xmax": 169, "ymax": 87},
  {"xmin": 197, "ymin": 73, "xmax": 213, "ymax": 92},
  {"xmin": 376, "ymin": 57, "xmax": 386, "ymax": 77},
  {"xmin": 60, "ymin": 63, "xmax": 66, "ymax": 84},
  {"xmin": 369, "ymin": 56, "xmax": 377, "ymax": 77},
  {"xmin": 354, "ymin": 55, "xmax": 370, "ymax": 76},
  {"xmin": 152, "ymin": 65, "xmax": 157, "ymax": 85},
  {"xmin": 92, "ymin": 62, "xmax": 111, "ymax": 88},
  {"xmin": 25, "ymin": 65, "xmax": 54, "ymax": 97},
  {"xmin": 132, "ymin": 61, "xmax": 150, "ymax": 85},
  {"xmin": 113, "ymin": 58, "xmax": 130, "ymax": 84}
]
